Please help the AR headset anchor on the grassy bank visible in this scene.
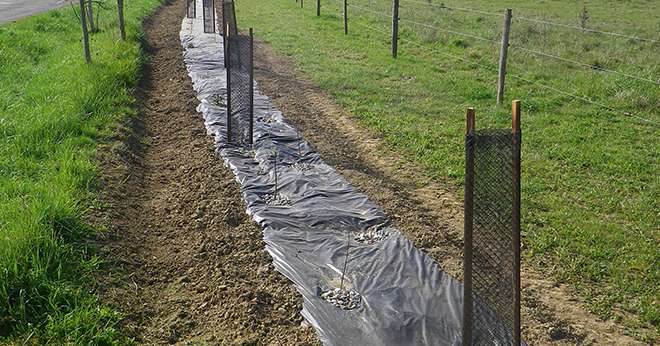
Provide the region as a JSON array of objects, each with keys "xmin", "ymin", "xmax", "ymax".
[
  {"xmin": 0, "ymin": 0, "xmax": 161, "ymax": 343},
  {"xmin": 236, "ymin": 0, "xmax": 658, "ymax": 341}
]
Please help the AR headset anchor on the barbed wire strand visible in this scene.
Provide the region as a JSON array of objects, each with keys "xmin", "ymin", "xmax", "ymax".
[
  {"xmin": 347, "ymin": 3, "xmax": 392, "ymax": 20},
  {"xmin": 399, "ymin": 17, "xmax": 500, "ymax": 44},
  {"xmin": 400, "ymin": 0, "xmax": 503, "ymax": 17},
  {"xmin": 349, "ymin": 5, "xmax": 659, "ymax": 85},
  {"xmin": 398, "ymin": 0, "xmax": 659, "ymax": 43},
  {"xmin": 340, "ymin": 20, "xmax": 659, "ymax": 126},
  {"xmin": 510, "ymin": 46, "xmax": 660, "ymax": 85},
  {"xmin": 514, "ymin": 16, "xmax": 659, "ymax": 44},
  {"xmin": 297, "ymin": 0, "xmax": 658, "ymax": 126},
  {"xmin": 358, "ymin": 10, "xmax": 658, "ymax": 85}
]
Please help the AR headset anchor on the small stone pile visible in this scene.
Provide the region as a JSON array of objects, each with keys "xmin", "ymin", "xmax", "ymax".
[
  {"xmin": 320, "ymin": 288, "xmax": 361, "ymax": 310},
  {"xmin": 291, "ymin": 162, "xmax": 316, "ymax": 173},
  {"xmin": 260, "ymin": 115, "xmax": 277, "ymax": 123},
  {"xmin": 264, "ymin": 193, "xmax": 291, "ymax": 206},
  {"xmin": 353, "ymin": 227, "xmax": 389, "ymax": 244}
]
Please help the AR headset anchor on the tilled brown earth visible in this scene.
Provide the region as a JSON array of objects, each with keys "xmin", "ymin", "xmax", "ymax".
[
  {"xmin": 251, "ymin": 40, "xmax": 642, "ymax": 345},
  {"xmin": 93, "ymin": 0, "xmax": 319, "ymax": 344}
]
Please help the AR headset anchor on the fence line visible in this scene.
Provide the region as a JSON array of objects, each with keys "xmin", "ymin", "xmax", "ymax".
[
  {"xmin": 343, "ymin": 1, "xmax": 658, "ymax": 86},
  {"xmin": 397, "ymin": 0, "xmax": 659, "ymax": 43},
  {"xmin": 349, "ymin": 17, "xmax": 658, "ymax": 126},
  {"xmin": 299, "ymin": 0, "xmax": 658, "ymax": 126}
]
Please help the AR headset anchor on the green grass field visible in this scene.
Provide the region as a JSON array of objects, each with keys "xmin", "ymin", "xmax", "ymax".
[
  {"xmin": 0, "ymin": 0, "xmax": 161, "ymax": 343},
  {"xmin": 236, "ymin": 0, "xmax": 659, "ymax": 340}
]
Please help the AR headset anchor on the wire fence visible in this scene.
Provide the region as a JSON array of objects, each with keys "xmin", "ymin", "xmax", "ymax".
[{"xmin": 301, "ymin": 0, "xmax": 659, "ymax": 126}]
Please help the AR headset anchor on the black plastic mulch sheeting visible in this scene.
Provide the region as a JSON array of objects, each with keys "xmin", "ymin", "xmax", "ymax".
[
  {"xmin": 227, "ymin": 33, "xmax": 253, "ymax": 145},
  {"xmin": 178, "ymin": 3, "xmax": 510, "ymax": 344},
  {"xmin": 467, "ymin": 129, "xmax": 519, "ymax": 345}
]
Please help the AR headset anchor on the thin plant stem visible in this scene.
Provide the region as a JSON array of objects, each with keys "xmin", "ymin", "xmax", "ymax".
[{"xmin": 340, "ymin": 231, "xmax": 351, "ymax": 291}]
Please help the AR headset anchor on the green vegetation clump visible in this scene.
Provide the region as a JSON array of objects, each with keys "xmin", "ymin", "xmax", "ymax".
[
  {"xmin": 0, "ymin": 0, "xmax": 161, "ymax": 343},
  {"xmin": 235, "ymin": 0, "xmax": 659, "ymax": 341}
]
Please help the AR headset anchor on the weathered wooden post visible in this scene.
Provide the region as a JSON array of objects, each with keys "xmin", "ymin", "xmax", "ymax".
[
  {"xmin": 86, "ymin": 0, "xmax": 97, "ymax": 32},
  {"xmin": 117, "ymin": 0, "xmax": 126, "ymax": 41},
  {"xmin": 496, "ymin": 9, "xmax": 512, "ymax": 104},
  {"xmin": 391, "ymin": 0, "xmax": 399, "ymax": 58},
  {"xmin": 343, "ymin": 0, "xmax": 348, "ymax": 34},
  {"xmin": 79, "ymin": 0, "xmax": 91, "ymax": 63}
]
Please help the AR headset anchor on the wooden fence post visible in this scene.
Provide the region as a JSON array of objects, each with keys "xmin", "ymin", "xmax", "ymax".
[
  {"xmin": 117, "ymin": 0, "xmax": 126, "ymax": 41},
  {"xmin": 343, "ymin": 0, "xmax": 348, "ymax": 34},
  {"xmin": 391, "ymin": 0, "xmax": 399, "ymax": 58},
  {"xmin": 86, "ymin": 0, "xmax": 97, "ymax": 32},
  {"xmin": 462, "ymin": 107, "xmax": 475, "ymax": 346},
  {"xmin": 79, "ymin": 0, "xmax": 91, "ymax": 63},
  {"xmin": 316, "ymin": 0, "xmax": 321, "ymax": 16},
  {"xmin": 496, "ymin": 9, "xmax": 512, "ymax": 104},
  {"xmin": 301, "ymin": 0, "xmax": 304, "ymax": 9},
  {"xmin": 511, "ymin": 100, "xmax": 522, "ymax": 346}
]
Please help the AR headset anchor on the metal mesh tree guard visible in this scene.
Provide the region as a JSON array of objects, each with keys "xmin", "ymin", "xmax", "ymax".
[
  {"xmin": 215, "ymin": 0, "xmax": 223, "ymax": 34},
  {"xmin": 222, "ymin": 0, "xmax": 238, "ymax": 67},
  {"xmin": 186, "ymin": 0, "xmax": 196, "ymax": 18},
  {"xmin": 463, "ymin": 104, "xmax": 522, "ymax": 345},
  {"xmin": 226, "ymin": 29, "xmax": 254, "ymax": 146},
  {"xmin": 202, "ymin": 0, "xmax": 215, "ymax": 33}
]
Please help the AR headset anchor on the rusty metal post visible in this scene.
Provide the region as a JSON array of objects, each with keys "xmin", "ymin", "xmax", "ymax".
[
  {"xmin": 463, "ymin": 107, "xmax": 475, "ymax": 346},
  {"xmin": 249, "ymin": 28, "xmax": 254, "ymax": 145},
  {"xmin": 512, "ymin": 100, "xmax": 522, "ymax": 346},
  {"xmin": 391, "ymin": 0, "xmax": 399, "ymax": 58}
]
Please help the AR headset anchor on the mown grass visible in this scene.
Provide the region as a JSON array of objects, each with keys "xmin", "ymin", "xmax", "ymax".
[
  {"xmin": 0, "ymin": 0, "xmax": 161, "ymax": 343},
  {"xmin": 236, "ymin": 0, "xmax": 659, "ymax": 341}
]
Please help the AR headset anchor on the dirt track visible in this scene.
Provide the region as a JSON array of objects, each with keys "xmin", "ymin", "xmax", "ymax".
[
  {"xmin": 92, "ymin": 0, "xmax": 643, "ymax": 344},
  {"xmin": 93, "ymin": 0, "xmax": 319, "ymax": 344}
]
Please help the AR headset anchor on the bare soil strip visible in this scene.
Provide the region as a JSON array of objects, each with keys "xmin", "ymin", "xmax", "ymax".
[
  {"xmin": 93, "ymin": 0, "xmax": 319, "ymax": 344},
  {"xmin": 250, "ymin": 40, "xmax": 642, "ymax": 346}
]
